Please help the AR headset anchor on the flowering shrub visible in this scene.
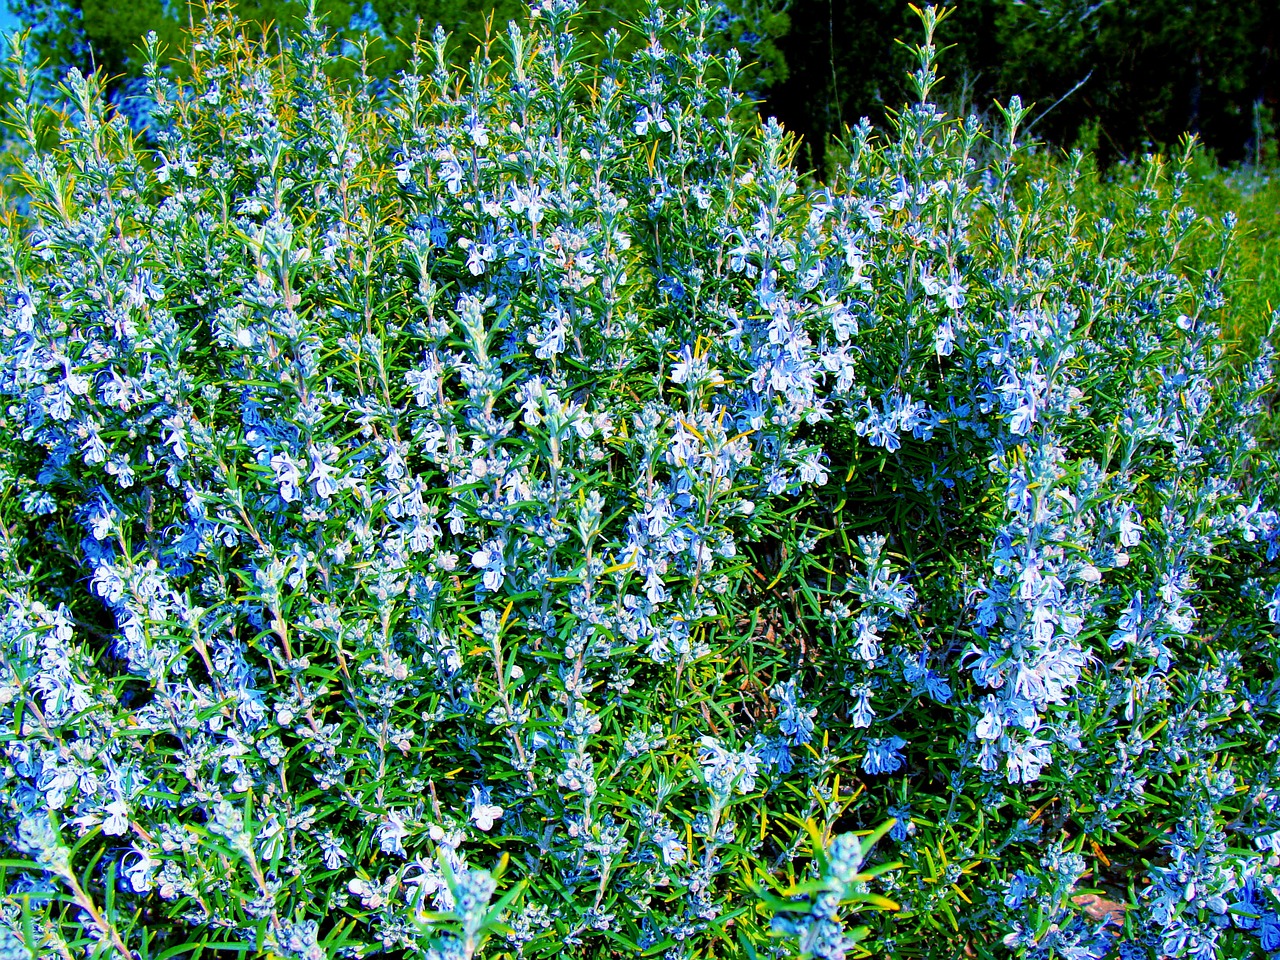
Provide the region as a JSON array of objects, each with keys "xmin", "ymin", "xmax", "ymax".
[{"xmin": 2, "ymin": 2, "xmax": 1280, "ymax": 959}]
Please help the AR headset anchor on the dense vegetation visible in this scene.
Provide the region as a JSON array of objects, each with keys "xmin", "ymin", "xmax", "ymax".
[
  {"xmin": 7, "ymin": 0, "xmax": 1276, "ymax": 355},
  {"xmin": 2, "ymin": 2, "xmax": 1280, "ymax": 960},
  {"xmin": 2, "ymin": 0, "xmax": 791, "ymax": 113},
  {"xmin": 7, "ymin": 0, "xmax": 1276, "ymax": 167}
]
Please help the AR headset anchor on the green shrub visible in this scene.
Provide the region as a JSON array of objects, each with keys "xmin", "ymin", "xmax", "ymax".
[
  {"xmin": 1012, "ymin": 146, "xmax": 1280, "ymax": 439},
  {"xmin": 2, "ymin": 4, "xmax": 1280, "ymax": 960}
]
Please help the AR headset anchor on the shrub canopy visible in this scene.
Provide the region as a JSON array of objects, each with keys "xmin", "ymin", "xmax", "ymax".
[{"xmin": 2, "ymin": 3, "xmax": 1280, "ymax": 959}]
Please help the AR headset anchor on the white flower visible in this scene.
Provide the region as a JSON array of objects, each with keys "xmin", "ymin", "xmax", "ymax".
[
  {"xmin": 124, "ymin": 847, "xmax": 161, "ymax": 893},
  {"xmin": 376, "ymin": 810, "xmax": 409, "ymax": 858},
  {"xmin": 308, "ymin": 448, "xmax": 338, "ymax": 499},
  {"xmin": 471, "ymin": 539, "xmax": 507, "ymax": 591},
  {"xmin": 270, "ymin": 451, "xmax": 302, "ymax": 502},
  {"xmin": 102, "ymin": 797, "xmax": 130, "ymax": 836},
  {"xmin": 469, "ymin": 786, "xmax": 503, "ymax": 832}
]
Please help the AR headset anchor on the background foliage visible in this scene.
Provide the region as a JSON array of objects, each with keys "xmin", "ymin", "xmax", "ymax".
[{"xmin": 769, "ymin": 0, "xmax": 1279, "ymax": 174}]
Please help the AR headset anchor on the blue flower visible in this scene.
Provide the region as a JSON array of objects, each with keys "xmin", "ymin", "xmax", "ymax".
[{"xmin": 862, "ymin": 737, "xmax": 907, "ymax": 775}]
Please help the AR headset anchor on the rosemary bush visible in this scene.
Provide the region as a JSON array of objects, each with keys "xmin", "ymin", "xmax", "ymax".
[{"xmin": 1, "ymin": 3, "xmax": 1279, "ymax": 959}]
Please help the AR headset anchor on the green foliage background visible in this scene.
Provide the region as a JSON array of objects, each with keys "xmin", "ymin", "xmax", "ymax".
[
  {"xmin": 2, "ymin": 0, "xmax": 789, "ymax": 103},
  {"xmin": 769, "ymin": 0, "xmax": 1278, "ymax": 173}
]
